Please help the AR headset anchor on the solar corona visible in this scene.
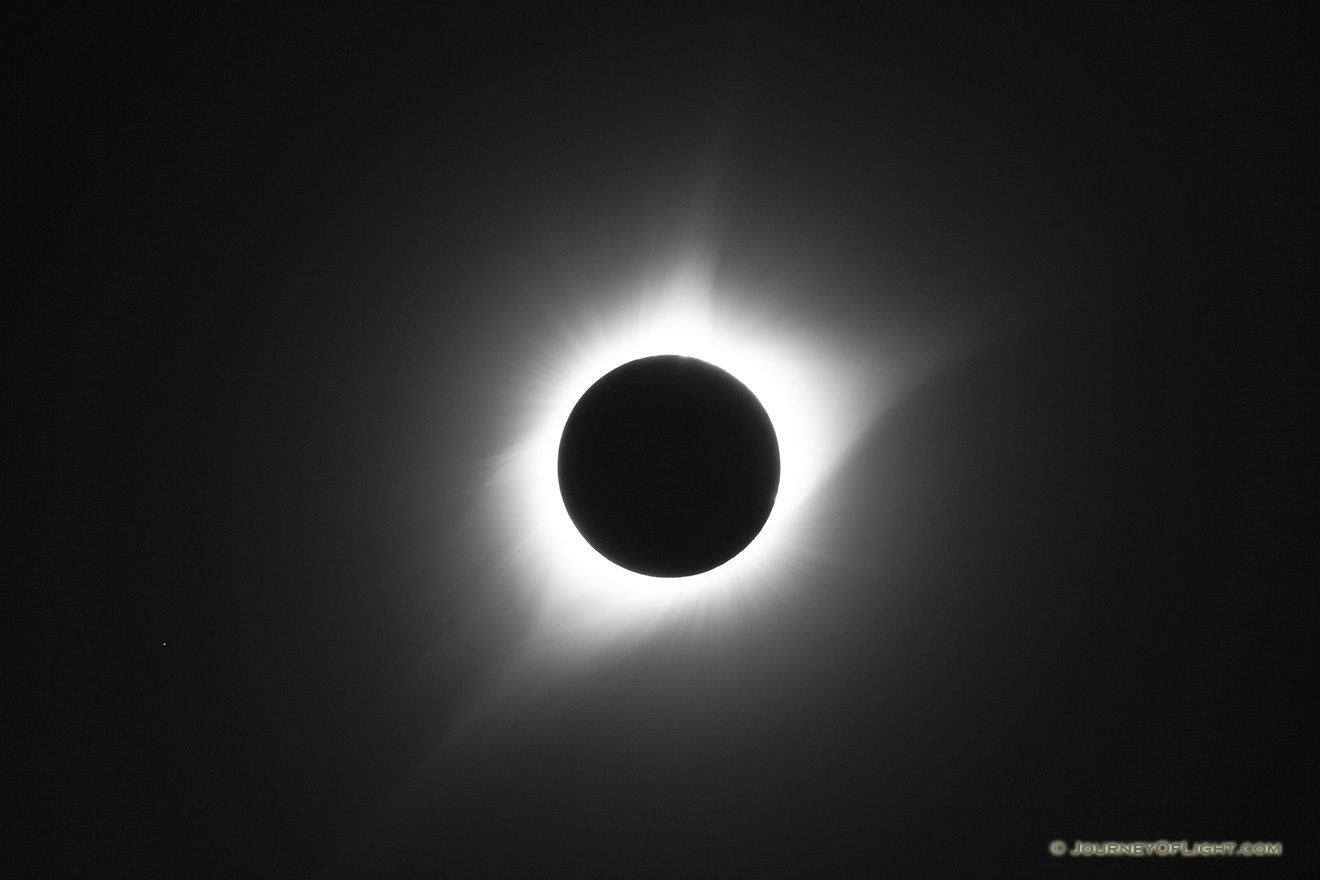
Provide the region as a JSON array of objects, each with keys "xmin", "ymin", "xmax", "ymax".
[{"xmin": 475, "ymin": 259, "xmax": 893, "ymax": 661}]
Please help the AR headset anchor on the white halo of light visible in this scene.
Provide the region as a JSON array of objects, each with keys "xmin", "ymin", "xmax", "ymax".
[{"xmin": 478, "ymin": 255, "xmax": 891, "ymax": 660}]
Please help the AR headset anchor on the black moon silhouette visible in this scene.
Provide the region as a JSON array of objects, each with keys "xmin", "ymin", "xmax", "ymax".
[{"xmin": 557, "ymin": 354, "xmax": 780, "ymax": 577}]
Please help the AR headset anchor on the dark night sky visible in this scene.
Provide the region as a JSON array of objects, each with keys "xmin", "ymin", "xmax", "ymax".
[{"xmin": 18, "ymin": 5, "xmax": 1309, "ymax": 876}]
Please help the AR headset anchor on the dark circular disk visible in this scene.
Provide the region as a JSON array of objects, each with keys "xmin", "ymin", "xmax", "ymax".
[{"xmin": 557, "ymin": 354, "xmax": 780, "ymax": 578}]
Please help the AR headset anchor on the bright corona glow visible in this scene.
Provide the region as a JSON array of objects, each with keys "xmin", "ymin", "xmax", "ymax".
[{"xmin": 479, "ymin": 256, "xmax": 889, "ymax": 659}]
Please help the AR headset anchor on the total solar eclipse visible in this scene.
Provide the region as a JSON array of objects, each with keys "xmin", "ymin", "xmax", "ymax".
[{"xmin": 557, "ymin": 355, "xmax": 780, "ymax": 578}]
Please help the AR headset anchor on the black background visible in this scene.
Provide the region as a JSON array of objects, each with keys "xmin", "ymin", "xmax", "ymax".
[{"xmin": 17, "ymin": 4, "xmax": 1309, "ymax": 876}]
